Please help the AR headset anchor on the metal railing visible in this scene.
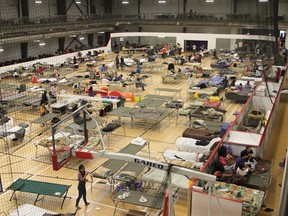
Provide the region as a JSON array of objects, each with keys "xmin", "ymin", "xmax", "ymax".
[{"xmin": 0, "ymin": 13, "xmax": 286, "ymax": 28}]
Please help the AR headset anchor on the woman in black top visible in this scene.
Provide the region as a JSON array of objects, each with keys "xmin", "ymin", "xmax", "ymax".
[
  {"xmin": 76, "ymin": 164, "xmax": 90, "ymax": 210},
  {"xmin": 40, "ymin": 91, "xmax": 49, "ymax": 105}
]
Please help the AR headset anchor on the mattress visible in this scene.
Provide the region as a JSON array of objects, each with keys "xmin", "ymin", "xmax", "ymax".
[
  {"xmin": 176, "ymin": 137, "xmax": 221, "ymax": 154},
  {"xmin": 141, "ymin": 168, "xmax": 190, "ymax": 190},
  {"xmin": 163, "ymin": 149, "xmax": 199, "ymax": 162}
]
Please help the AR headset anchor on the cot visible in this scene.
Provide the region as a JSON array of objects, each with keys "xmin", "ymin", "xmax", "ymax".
[
  {"xmin": 141, "ymin": 168, "xmax": 190, "ymax": 190},
  {"xmin": 189, "ymin": 106, "xmax": 226, "ymax": 122},
  {"xmin": 176, "ymin": 137, "xmax": 221, "ymax": 154},
  {"xmin": 225, "ymin": 91, "xmax": 250, "ymax": 103},
  {"xmin": 136, "ymin": 98, "xmax": 166, "ymax": 108},
  {"xmin": 90, "ymin": 142, "xmax": 149, "ymax": 183},
  {"xmin": 182, "ymin": 128, "xmax": 221, "ymax": 141},
  {"xmin": 208, "ymin": 76, "xmax": 224, "ymax": 87},
  {"xmin": 145, "ymin": 94, "xmax": 173, "ymax": 101},
  {"xmin": 111, "ymin": 189, "xmax": 164, "ymax": 216},
  {"xmin": 9, "ymin": 204, "xmax": 56, "ymax": 216},
  {"xmin": 0, "ymin": 93, "xmax": 26, "ymax": 102},
  {"xmin": 187, "ymin": 86, "xmax": 218, "ymax": 98},
  {"xmin": 7, "ymin": 178, "xmax": 71, "ymax": 209},
  {"xmin": 211, "ymin": 181, "xmax": 266, "ymax": 215},
  {"xmin": 154, "ymin": 87, "xmax": 182, "ymax": 98},
  {"xmin": 219, "ymin": 69, "xmax": 238, "ymax": 75},
  {"xmin": 31, "ymin": 113, "xmax": 59, "ymax": 125},
  {"xmin": 163, "ymin": 149, "xmax": 203, "ymax": 166}
]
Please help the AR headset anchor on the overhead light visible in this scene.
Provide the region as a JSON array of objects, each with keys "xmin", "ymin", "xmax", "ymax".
[
  {"xmin": 79, "ymin": 37, "xmax": 85, "ymax": 40},
  {"xmin": 0, "ymin": 48, "xmax": 4, "ymax": 52},
  {"xmin": 33, "ymin": 40, "xmax": 40, "ymax": 43},
  {"xmin": 158, "ymin": 0, "xmax": 166, "ymax": 3},
  {"xmin": 98, "ymin": 31, "xmax": 105, "ymax": 34},
  {"xmin": 206, "ymin": 0, "xmax": 214, "ymax": 2},
  {"xmin": 69, "ymin": 35, "xmax": 77, "ymax": 38},
  {"xmin": 35, "ymin": 0, "xmax": 42, "ymax": 3},
  {"xmin": 75, "ymin": 1, "xmax": 81, "ymax": 4},
  {"xmin": 122, "ymin": 0, "xmax": 129, "ymax": 4},
  {"xmin": 158, "ymin": 36, "xmax": 165, "ymax": 38},
  {"xmin": 259, "ymin": 0, "xmax": 268, "ymax": 2},
  {"xmin": 39, "ymin": 42, "xmax": 46, "ymax": 46}
]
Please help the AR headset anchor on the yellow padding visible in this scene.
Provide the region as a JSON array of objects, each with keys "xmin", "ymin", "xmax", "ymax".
[
  {"xmin": 209, "ymin": 96, "xmax": 220, "ymax": 102},
  {"xmin": 134, "ymin": 94, "xmax": 144, "ymax": 102}
]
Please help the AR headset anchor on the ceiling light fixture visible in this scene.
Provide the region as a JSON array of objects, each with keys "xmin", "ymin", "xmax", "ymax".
[
  {"xmin": 79, "ymin": 37, "xmax": 85, "ymax": 40},
  {"xmin": 122, "ymin": 0, "xmax": 129, "ymax": 4},
  {"xmin": 0, "ymin": 48, "xmax": 4, "ymax": 52},
  {"xmin": 35, "ymin": 0, "xmax": 42, "ymax": 3},
  {"xmin": 259, "ymin": 0, "xmax": 268, "ymax": 2},
  {"xmin": 205, "ymin": 0, "xmax": 214, "ymax": 2},
  {"xmin": 75, "ymin": 1, "xmax": 81, "ymax": 4},
  {"xmin": 158, "ymin": 0, "xmax": 166, "ymax": 3},
  {"xmin": 39, "ymin": 42, "xmax": 46, "ymax": 46}
]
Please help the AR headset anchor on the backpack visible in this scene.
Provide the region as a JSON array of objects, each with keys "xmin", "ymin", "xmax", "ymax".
[{"xmin": 51, "ymin": 117, "xmax": 61, "ymax": 124}]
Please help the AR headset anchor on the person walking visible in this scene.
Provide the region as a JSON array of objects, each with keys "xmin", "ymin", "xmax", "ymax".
[
  {"xmin": 187, "ymin": 74, "xmax": 194, "ymax": 89},
  {"xmin": 75, "ymin": 164, "xmax": 90, "ymax": 210},
  {"xmin": 115, "ymin": 54, "xmax": 120, "ymax": 70}
]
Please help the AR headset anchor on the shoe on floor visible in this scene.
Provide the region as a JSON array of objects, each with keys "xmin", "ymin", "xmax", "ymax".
[
  {"xmin": 264, "ymin": 208, "xmax": 273, "ymax": 212},
  {"xmin": 76, "ymin": 206, "xmax": 81, "ymax": 210},
  {"xmin": 85, "ymin": 202, "xmax": 90, "ymax": 206}
]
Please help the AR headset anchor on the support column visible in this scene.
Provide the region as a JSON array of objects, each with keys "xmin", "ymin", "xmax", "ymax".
[
  {"xmin": 58, "ymin": 37, "xmax": 65, "ymax": 53},
  {"xmin": 183, "ymin": 0, "xmax": 187, "ymax": 14},
  {"xmin": 104, "ymin": 0, "xmax": 112, "ymax": 13},
  {"xmin": 17, "ymin": 0, "xmax": 22, "ymax": 17},
  {"xmin": 138, "ymin": 0, "xmax": 141, "ymax": 14},
  {"xmin": 20, "ymin": 42, "xmax": 28, "ymax": 60},
  {"xmin": 89, "ymin": 0, "xmax": 96, "ymax": 14},
  {"xmin": 57, "ymin": 0, "xmax": 66, "ymax": 21},
  {"xmin": 104, "ymin": 32, "xmax": 111, "ymax": 46},
  {"xmin": 20, "ymin": 0, "xmax": 29, "ymax": 23},
  {"xmin": 230, "ymin": 27, "xmax": 238, "ymax": 50},
  {"xmin": 233, "ymin": 0, "xmax": 237, "ymax": 14},
  {"xmin": 88, "ymin": 33, "xmax": 94, "ymax": 48}
]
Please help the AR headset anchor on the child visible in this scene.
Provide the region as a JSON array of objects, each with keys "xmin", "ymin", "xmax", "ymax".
[
  {"xmin": 40, "ymin": 103, "xmax": 49, "ymax": 116},
  {"xmin": 236, "ymin": 163, "xmax": 250, "ymax": 177}
]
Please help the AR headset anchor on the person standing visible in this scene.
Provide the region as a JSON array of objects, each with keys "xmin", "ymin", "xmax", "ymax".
[
  {"xmin": 40, "ymin": 90, "xmax": 49, "ymax": 106},
  {"xmin": 275, "ymin": 67, "xmax": 281, "ymax": 83},
  {"xmin": 115, "ymin": 54, "xmax": 120, "ymax": 70},
  {"xmin": 120, "ymin": 55, "xmax": 125, "ymax": 70},
  {"xmin": 50, "ymin": 84, "xmax": 58, "ymax": 99},
  {"xmin": 75, "ymin": 164, "xmax": 90, "ymax": 210},
  {"xmin": 187, "ymin": 74, "xmax": 194, "ymax": 89}
]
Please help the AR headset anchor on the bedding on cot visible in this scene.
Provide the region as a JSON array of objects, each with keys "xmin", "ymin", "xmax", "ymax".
[
  {"xmin": 141, "ymin": 168, "xmax": 190, "ymax": 190},
  {"xmin": 210, "ymin": 181, "xmax": 265, "ymax": 215},
  {"xmin": 176, "ymin": 137, "xmax": 221, "ymax": 154}
]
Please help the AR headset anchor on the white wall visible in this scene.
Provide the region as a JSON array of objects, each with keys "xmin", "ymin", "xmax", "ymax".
[
  {"xmin": 0, "ymin": 40, "xmax": 112, "ymax": 73},
  {"xmin": 28, "ymin": 38, "xmax": 59, "ymax": 57},
  {"xmin": 0, "ymin": 0, "xmax": 18, "ymax": 20},
  {"xmin": 111, "ymin": 32, "xmax": 275, "ymax": 52}
]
